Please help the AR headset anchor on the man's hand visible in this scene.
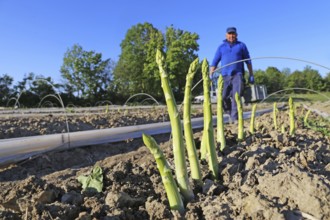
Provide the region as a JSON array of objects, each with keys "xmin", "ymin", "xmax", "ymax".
[
  {"xmin": 248, "ymin": 75, "xmax": 255, "ymax": 84},
  {"xmin": 209, "ymin": 66, "xmax": 216, "ymax": 79}
]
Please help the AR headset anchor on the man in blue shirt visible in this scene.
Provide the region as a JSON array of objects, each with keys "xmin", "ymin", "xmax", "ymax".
[{"xmin": 210, "ymin": 27, "xmax": 254, "ymax": 122}]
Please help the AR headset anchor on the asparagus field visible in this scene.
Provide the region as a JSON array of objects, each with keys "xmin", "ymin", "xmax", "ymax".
[
  {"xmin": 1, "ymin": 50, "xmax": 330, "ymax": 219},
  {"xmin": 0, "ymin": 102, "xmax": 329, "ymax": 219}
]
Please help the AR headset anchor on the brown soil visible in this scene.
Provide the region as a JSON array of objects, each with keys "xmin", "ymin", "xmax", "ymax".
[{"xmin": 0, "ymin": 103, "xmax": 329, "ymax": 220}]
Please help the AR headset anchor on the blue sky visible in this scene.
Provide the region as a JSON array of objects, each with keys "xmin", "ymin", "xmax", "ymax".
[{"xmin": 1, "ymin": 0, "xmax": 330, "ymax": 84}]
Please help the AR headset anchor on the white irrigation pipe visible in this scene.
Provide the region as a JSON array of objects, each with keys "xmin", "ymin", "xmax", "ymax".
[{"xmin": 0, "ymin": 108, "xmax": 273, "ymax": 166}]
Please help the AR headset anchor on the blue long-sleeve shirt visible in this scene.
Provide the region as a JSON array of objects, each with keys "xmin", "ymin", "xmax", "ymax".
[{"xmin": 211, "ymin": 39, "xmax": 251, "ymax": 76}]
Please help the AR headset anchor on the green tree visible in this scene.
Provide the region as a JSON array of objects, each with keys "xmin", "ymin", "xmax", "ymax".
[
  {"xmin": 165, "ymin": 25, "xmax": 199, "ymax": 100},
  {"xmin": 285, "ymin": 70, "xmax": 306, "ymax": 92},
  {"xmin": 30, "ymin": 76, "xmax": 61, "ymax": 106},
  {"xmin": 13, "ymin": 72, "xmax": 34, "ymax": 94},
  {"xmin": 113, "ymin": 22, "xmax": 164, "ymax": 99},
  {"xmin": 252, "ymin": 68, "xmax": 286, "ymax": 94},
  {"xmin": 11, "ymin": 73, "xmax": 37, "ymax": 107},
  {"xmin": 281, "ymin": 67, "xmax": 291, "ymax": 77},
  {"xmin": 285, "ymin": 66, "xmax": 325, "ymax": 92},
  {"xmin": 61, "ymin": 44, "xmax": 114, "ymax": 103},
  {"xmin": 11, "ymin": 73, "xmax": 61, "ymax": 107},
  {"xmin": 264, "ymin": 67, "xmax": 286, "ymax": 93},
  {"xmin": 113, "ymin": 22, "xmax": 200, "ymax": 102},
  {"xmin": 0, "ymin": 74, "xmax": 14, "ymax": 106},
  {"xmin": 253, "ymin": 69, "xmax": 267, "ymax": 85},
  {"xmin": 61, "ymin": 45, "xmax": 84, "ymax": 97},
  {"xmin": 324, "ymin": 72, "xmax": 330, "ymax": 91},
  {"xmin": 303, "ymin": 66, "xmax": 325, "ymax": 91}
]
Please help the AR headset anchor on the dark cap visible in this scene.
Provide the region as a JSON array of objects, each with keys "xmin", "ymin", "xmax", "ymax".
[{"xmin": 226, "ymin": 27, "xmax": 237, "ymax": 34}]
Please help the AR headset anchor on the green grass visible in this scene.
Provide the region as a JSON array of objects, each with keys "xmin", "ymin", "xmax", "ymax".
[{"xmin": 301, "ymin": 115, "xmax": 330, "ymax": 137}]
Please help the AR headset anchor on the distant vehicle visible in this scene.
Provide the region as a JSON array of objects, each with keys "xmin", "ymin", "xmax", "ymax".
[
  {"xmin": 193, "ymin": 84, "xmax": 267, "ymax": 104},
  {"xmin": 193, "ymin": 90, "xmax": 217, "ymax": 104}
]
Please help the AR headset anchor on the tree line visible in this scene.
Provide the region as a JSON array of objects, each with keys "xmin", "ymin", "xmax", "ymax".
[{"xmin": 1, "ymin": 22, "xmax": 330, "ymax": 108}]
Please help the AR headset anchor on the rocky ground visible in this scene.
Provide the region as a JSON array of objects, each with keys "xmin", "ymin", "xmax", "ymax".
[{"xmin": 0, "ymin": 102, "xmax": 329, "ymax": 219}]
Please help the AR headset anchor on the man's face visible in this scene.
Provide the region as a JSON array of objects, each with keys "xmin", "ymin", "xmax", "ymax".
[{"xmin": 226, "ymin": 32, "xmax": 237, "ymax": 43}]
